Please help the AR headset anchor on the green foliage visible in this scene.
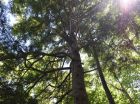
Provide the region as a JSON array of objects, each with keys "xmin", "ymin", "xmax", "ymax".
[{"xmin": 0, "ymin": 0, "xmax": 140, "ymax": 104}]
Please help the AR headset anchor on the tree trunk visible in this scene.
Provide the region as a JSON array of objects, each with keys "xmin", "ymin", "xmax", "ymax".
[
  {"xmin": 71, "ymin": 52, "xmax": 89, "ymax": 104},
  {"xmin": 93, "ymin": 49, "xmax": 115, "ymax": 104},
  {"xmin": 70, "ymin": 39, "xmax": 89, "ymax": 104},
  {"xmin": 120, "ymin": 83, "xmax": 134, "ymax": 104},
  {"xmin": 110, "ymin": 83, "xmax": 134, "ymax": 104},
  {"xmin": 113, "ymin": 73, "xmax": 134, "ymax": 104}
]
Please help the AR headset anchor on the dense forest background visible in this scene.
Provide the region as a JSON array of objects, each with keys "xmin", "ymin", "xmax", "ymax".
[{"xmin": 0, "ymin": 0, "xmax": 140, "ymax": 104}]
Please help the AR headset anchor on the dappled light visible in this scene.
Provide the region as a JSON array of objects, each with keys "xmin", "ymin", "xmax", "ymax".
[{"xmin": 0, "ymin": 0, "xmax": 140, "ymax": 104}]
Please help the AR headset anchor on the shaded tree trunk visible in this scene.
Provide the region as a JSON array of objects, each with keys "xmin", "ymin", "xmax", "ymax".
[
  {"xmin": 93, "ymin": 48, "xmax": 115, "ymax": 104},
  {"xmin": 70, "ymin": 38, "xmax": 89, "ymax": 104}
]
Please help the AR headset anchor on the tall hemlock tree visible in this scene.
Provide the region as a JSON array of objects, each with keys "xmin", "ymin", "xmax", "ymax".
[{"xmin": 0, "ymin": 0, "xmax": 140, "ymax": 104}]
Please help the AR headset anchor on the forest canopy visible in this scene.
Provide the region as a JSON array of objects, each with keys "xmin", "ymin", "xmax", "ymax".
[{"xmin": 0, "ymin": 0, "xmax": 140, "ymax": 104}]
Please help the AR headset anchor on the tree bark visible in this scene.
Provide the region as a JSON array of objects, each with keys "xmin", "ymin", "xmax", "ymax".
[
  {"xmin": 69, "ymin": 38, "xmax": 89, "ymax": 104},
  {"xmin": 93, "ymin": 49, "xmax": 115, "ymax": 104},
  {"xmin": 70, "ymin": 52, "xmax": 89, "ymax": 104}
]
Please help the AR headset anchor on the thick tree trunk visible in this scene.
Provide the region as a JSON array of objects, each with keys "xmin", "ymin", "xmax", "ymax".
[
  {"xmin": 93, "ymin": 49, "xmax": 115, "ymax": 104},
  {"xmin": 69, "ymin": 39, "xmax": 89, "ymax": 104},
  {"xmin": 71, "ymin": 52, "xmax": 89, "ymax": 104}
]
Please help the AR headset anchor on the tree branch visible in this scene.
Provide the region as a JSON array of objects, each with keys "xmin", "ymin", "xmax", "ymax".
[{"xmin": 55, "ymin": 89, "xmax": 72, "ymax": 104}]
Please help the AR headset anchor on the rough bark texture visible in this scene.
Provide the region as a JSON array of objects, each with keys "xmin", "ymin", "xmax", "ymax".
[
  {"xmin": 93, "ymin": 49, "xmax": 116, "ymax": 104},
  {"xmin": 69, "ymin": 38, "xmax": 89, "ymax": 104},
  {"xmin": 71, "ymin": 54, "xmax": 89, "ymax": 104}
]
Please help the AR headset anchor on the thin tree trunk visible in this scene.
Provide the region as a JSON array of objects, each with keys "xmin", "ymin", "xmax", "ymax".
[
  {"xmin": 113, "ymin": 73, "xmax": 134, "ymax": 104},
  {"xmin": 93, "ymin": 48, "xmax": 115, "ymax": 104},
  {"xmin": 120, "ymin": 84, "xmax": 134, "ymax": 104},
  {"xmin": 109, "ymin": 83, "xmax": 134, "ymax": 104}
]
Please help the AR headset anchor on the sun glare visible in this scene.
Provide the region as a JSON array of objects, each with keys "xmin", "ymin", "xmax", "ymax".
[
  {"xmin": 120, "ymin": 0, "xmax": 137, "ymax": 12},
  {"xmin": 122, "ymin": 0, "xmax": 130, "ymax": 5}
]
